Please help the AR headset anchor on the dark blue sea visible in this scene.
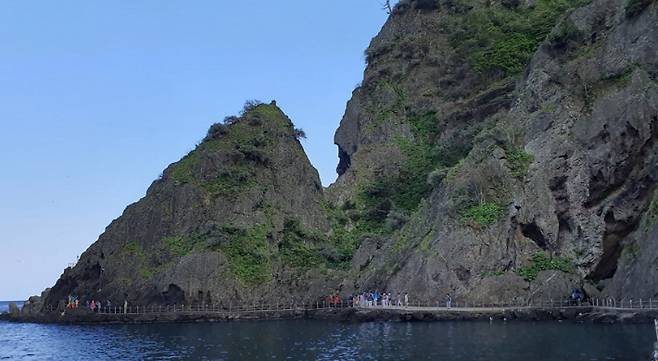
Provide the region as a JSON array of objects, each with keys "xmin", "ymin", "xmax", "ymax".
[{"xmin": 0, "ymin": 316, "xmax": 655, "ymax": 360}]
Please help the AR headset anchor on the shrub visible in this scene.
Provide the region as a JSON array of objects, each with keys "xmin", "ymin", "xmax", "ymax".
[
  {"xmin": 239, "ymin": 146, "xmax": 270, "ymax": 166},
  {"xmin": 170, "ymin": 152, "xmax": 198, "ymax": 184},
  {"xmin": 446, "ymin": 159, "xmax": 465, "ymax": 180},
  {"xmin": 122, "ymin": 240, "xmax": 142, "ymax": 255},
  {"xmin": 517, "ymin": 251, "xmax": 574, "ymax": 281},
  {"xmin": 547, "ymin": 19, "xmax": 582, "ymax": 49},
  {"xmin": 415, "ymin": 0, "xmax": 440, "ymax": 10},
  {"xmin": 625, "ymin": 0, "xmax": 653, "ymax": 17},
  {"xmin": 280, "ymin": 219, "xmax": 324, "ymax": 269},
  {"xmin": 201, "ymin": 167, "xmax": 256, "ymax": 197},
  {"xmin": 240, "ymin": 99, "xmax": 264, "ymax": 116},
  {"xmin": 385, "ymin": 210, "xmax": 410, "ymax": 231},
  {"xmin": 247, "ymin": 117, "xmax": 263, "ymax": 126},
  {"xmin": 294, "ymin": 128, "xmax": 307, "ymax": 140},
  {"xmin": 205, "ymin": 123, "xmax": 228, "ymax": 141},
  {"xmin": 219, "ymin": 225, "xmax": 272, "ymax": 285},
  {"xmin": 447, "ymin": 0, "xmax": 591, "ymax": 77},
  {"xmin": 427, "ymin": 167, "xmax": 448, "ymax": 187},
  {"xmin": 472, "ymin": 33, "xmax": 536, "ymax": 75},
  {"xmin": 223, "ymin": 115, "xmax": 240, "ymax": 125},
  {"xmin": 506, "ymin": 148, "xmax": 534, "ymax": 178},
  {"xmin": 481, "ymin": 270, "xmax": 505, "ymax": 277},
  {"xmin": 460, "ymin": 202, "xmax": 503, "ymax": 226},
  {"xmin": 163, "ymin": 234, "xmax": 206, "ymax": 257}
]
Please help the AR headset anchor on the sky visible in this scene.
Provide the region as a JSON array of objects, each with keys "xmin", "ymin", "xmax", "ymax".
[{"xmin": 0, "ymin": 1, "xmax": 393, "ymax": 301}]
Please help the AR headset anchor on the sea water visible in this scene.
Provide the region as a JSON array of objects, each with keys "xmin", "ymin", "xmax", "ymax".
[{"xmin": 0, "ymin": 318, "xmax": 654, "ymax": 360}]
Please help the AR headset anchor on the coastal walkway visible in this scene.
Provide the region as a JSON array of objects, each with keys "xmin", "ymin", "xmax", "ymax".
[{"xmin": 38, "ymin": 297, "xmax": 658, "ymax": 321}]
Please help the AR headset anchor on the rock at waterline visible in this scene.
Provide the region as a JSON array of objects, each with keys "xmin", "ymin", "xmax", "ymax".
[{"xmin": 8, "ymin": 303, "xmax": 20, "ymax": 316}]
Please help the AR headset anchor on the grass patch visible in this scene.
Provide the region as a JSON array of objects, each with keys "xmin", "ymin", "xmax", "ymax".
[
  {"xmin": 121, "ymin": 241, "xmax": 157, "ymax": 279},
  {"xmin": 280, "ymin": 219, "xmax": 324, "ymax": 270},
  {"xmin": 621, "ymin": 244, "xmax": 641, "ymax": 260},
  {"xmin": 171, "ymin": 152, "xmax": 199, "ymax": 185},
  {"xmin": 357, "ymin": 112, "xmax": 442, "ymax": 218},
  {"xmin": 163, "ymin": 233, "xmax": 207, "ymax": 257},
  {"xmin": 324, "ymin": 202, "xmax": 384, "ymax": 269},
  {"xmin": 121, "ymin": 240, "xmax": 143, "ymax": 256},
  {"xmin": 480, "ymin": 270, "xmax": 505, "ymax": 278},
  {"xmin": 419, "ymin": 232, "xmax": 434, "ymax": 257},
  {"xmin": 446, "ymin": 159, "xmax": 465, "ymax": 181},
  {"xmin": 517, "ymin": 251, "xmax": 574, "ymax": 281},
  {"xmin": 201, "ymin": 166, "xmax": 257, "ymax": 197},
  {"xmin": 169, "ymin": 102, "xmax": 292, "ymax": 198},
  {"xmin": 211, "ymin": 225, "xmax": 272, "ymax": 286},
  {"xmin": 460, "ymin": 202, "xmax": 503, "ymax": 226},
  {"xmin": 447, "ymin": 0, "xmax": 590, "ymax": 77},
  {"xmin": 643, "ymin": 188, "xmax": 658, "ymax": 229},
  {"xmin": 218, "ymin": 225, "xmax": 272, "ymax": 286},
  {"xmin": 506, "ymin": 148, "xmax": 534, "ymax": 178}
]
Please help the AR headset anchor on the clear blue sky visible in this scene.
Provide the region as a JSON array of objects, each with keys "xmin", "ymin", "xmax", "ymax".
[{"xmin": 0, "ymin": 1, "xmax": 393, "ymax": 300}]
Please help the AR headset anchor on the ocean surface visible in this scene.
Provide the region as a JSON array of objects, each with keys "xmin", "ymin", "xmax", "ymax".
[{"xmin": 0, "ymin": 317, "xmax": 655, "ymax": 360}]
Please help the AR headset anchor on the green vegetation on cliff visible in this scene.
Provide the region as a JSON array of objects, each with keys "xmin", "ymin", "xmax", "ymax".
[
  {"xmin": 217, "ymin": 225, "xmax": 272, "ymax": 286},
  {"xmin": 460, "ymin": 202, "xmax": 503, "ymax": 226},
  {"xmin": 447, "ymin": 0, "xmax": 590, "ymax": 77},
  {"xmin": 506, "ymin": 148, "xmax": 534, "ymax": 178},
  {"xmin": 169, "ymin": 103, "xmax": 293, "ymax": 198},
  {"xmin": 517, "ymin": 252, "xmax": 574, "ymax": 281},
  {"xmin": 280, "ymin": 219, "xmax": 325, "ymax": 270}
]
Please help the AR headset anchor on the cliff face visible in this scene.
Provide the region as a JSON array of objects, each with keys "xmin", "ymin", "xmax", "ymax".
[
  {"xmin": 331, "ymin": 0, "xmax": 658, "ymax": 302},
  {"xmin": 46, "ymin": 103, "xmax": 344, "ymax": 308},
  {"xmin": 44, "ymin": 0, "xmax": 657, "ymax": 309}
]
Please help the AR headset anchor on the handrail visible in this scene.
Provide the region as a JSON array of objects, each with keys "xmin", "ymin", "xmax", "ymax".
[{"xmin": 39, "ymin": 297, "xmax": 658, "ymax": 316}]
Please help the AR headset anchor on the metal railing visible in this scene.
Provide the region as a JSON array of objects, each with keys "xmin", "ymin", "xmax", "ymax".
[
  {"xmin": 352, "ymin": 297, "xmax": 658, "ymax": 310},
  {"xmin": 40, "ymin": 297, "xmax": 658, "ymax": 317},
  {"xmin": 44, "ymin": 299, "xmax": 353, "ymax": 316}
]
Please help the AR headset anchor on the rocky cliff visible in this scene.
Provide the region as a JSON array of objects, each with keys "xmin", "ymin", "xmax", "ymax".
[
  {"xmin": 45, "ymin": 103, "xmax": 348, "ymax": 308},
  {"xmin": 331, "ymin": 0, "xmax": 658, "ymax": 303},
  {"xmin": 42, "ymin": 0, "xmax": 657, "ymax": 310}
]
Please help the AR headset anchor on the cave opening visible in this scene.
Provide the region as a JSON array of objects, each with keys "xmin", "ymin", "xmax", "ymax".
[
  {"xmin": 521, "ymin": 221, "xmax": 549, "ymax": 250},
  {"xmin": 336, "ymin": 145, "xmax": 352, "ymax": 176}
]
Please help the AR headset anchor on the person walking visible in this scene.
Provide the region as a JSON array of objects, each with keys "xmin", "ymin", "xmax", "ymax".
[
  {"xmin": 446, "ymin": 294, "xmax": 452, "ymax": 309},
  {"xmin": 124, "ymin": 299, "xmax": 128, "ymax": 314},
  {"xmin": 404, "ymin": 292, "xmax": 409, "ymax": 308},
  {"xmin": 397, "ymin": 293, "xmax": 402, "ymax": 307}
]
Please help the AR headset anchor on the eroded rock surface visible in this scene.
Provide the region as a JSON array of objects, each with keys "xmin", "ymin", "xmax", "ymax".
[{"xmin": 37, "ymin": 0, "xmax": 658, "ymax": 313}]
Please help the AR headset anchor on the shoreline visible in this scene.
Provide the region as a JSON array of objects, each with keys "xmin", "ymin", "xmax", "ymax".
[{"xmin": 3, "ymin": 306, "xmax": 658, "ymax": 326}]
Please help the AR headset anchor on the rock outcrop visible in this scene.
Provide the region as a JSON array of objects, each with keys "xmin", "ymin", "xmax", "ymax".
[
  {"xmin": 330, "ymin": 0, "xmax": 658, "ymax": 303},
  {"xmin": 37, "ymin": 0, "xmax": 658, "ymax": 313},
  {"xmin": 44, "ymin": 102, "xmax": 344, "ymax": 309}
]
